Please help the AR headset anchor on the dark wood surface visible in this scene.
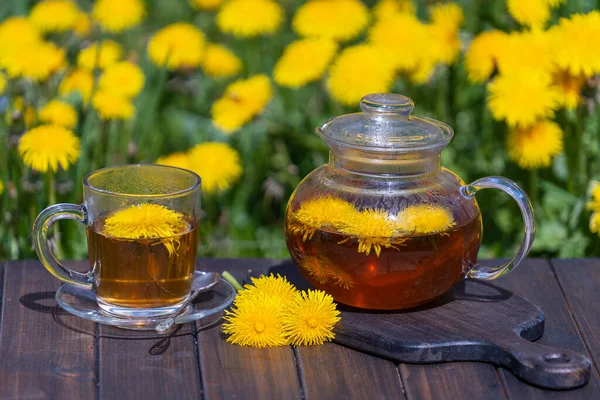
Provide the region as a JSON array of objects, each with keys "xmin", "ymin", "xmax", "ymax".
[{"xmin": 0, "ymin": 258, "xmax": 599, "ymax": 399}]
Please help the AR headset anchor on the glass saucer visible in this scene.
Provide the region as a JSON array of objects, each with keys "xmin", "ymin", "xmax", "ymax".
[{"xmin": 55, "ymin": 274, "xmax": 236, "ymax": 331}]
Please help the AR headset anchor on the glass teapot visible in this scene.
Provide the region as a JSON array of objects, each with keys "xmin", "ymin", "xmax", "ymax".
[{"xmin": 284, "ymin": 93, "xmax": 535, "ymax": 310}]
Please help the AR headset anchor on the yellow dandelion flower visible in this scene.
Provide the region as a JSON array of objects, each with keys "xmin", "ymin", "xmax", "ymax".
[
  {"xmin": 274, "ymin": 38, "xmax": 338, "ymax": 88},
  {"xmin": 59, "ymin": 68, "xmax": 94, "ymax": 103},
  {"xmin": 30, "ymin": 0, "xmax": 79, "ymax": 33},
  {"xmin": 328, "ymin": 266, "xmax": 354, "ymax": 290},
  {"xmin": 296, "ymin": 254, "xmax": 332, "ymax": 284},
  {"xmin": 496, "ymin": 30, "xmax": 554, "ymax": 77},
  {"xmin": 155, "ymin": 152, "xmax": 192, "ymax": 171},
  {"xmin": 369, "ymin": 13, "xmax": 429, "ymax": 71},
  {"xmin": 98, "ymin": 61, "xmax": 145, "ymax": 98},
  {"xmin": 147, "ymin": 23, "xmax": 206, "ymax": 70},
  {"xmin": 465, "ymin": 30, "xmax": 510, "ymax": 83},
  {"xmin": 92, "ymin": 90, "xmax": 135, "ymax": 120},
  {"xmin": 487, "ymin": 72, "xmax": 560, "ymax": 127},
  {"xmin": 73, "ymin": 12, "xmax": 91, "ymax": 37},
  {"xmin": 77, "ymin": 40, "xmax": 123, "ymax": 71},
  {"xmin": 39, "ymin": 100, "xmax": 78, "ymax": 129},
  {"xmin": 283, "ymin": 290, "xmax": 340, "ymax": 346},
  {"xmin": 507, "ymin": 120, "xmax": 563, "ymax": 170},
  {"xmin": 190, "ymin": 0, "xmax": 223, "ymax": 10},
  {"xmin": 293, "ymin": 0, "xmax": 369, "ymax": 42},
  {"xmin": 373, "ymin": 0, "xmax": 415, "ymax": 20},
  {"xmin": 0, "ymin": 181, "xmax": 3, "ymax": 195},
  {"xmin": 339, "ymin": 209, "xmax": 407, "ymax": 257},
  {"xmin": 397, "ymin": 204, "xmax": 455, "ymax": 234},
  {"xmin": 236, "ymin": 274, "xmax": 298, "ymax": 306},
  {"xmin": 290, "ymin": 196, "xmax": 357, "ymax": 241},
  {"xmin": 586, "ymin": 181, "xmax": 600, "ymax": 211},
  {"xmin": 2, "ymin": 41, "xmax": 65, "ymax": 81},
  {"xmin": 550, "ymin": 12, "xmax": 600, "ymax": 77},
  {"xmin": 0, "ymin": 73, "xmax": 6, "ymax": 95},
  {"xmin": 327, "ymin": 44, "xmax": 395, "ymax": 107},
  {"xmin": 589, "ymin": 212, "xmax": 600, "ymax": 236},
  {"xmin": 507, "ymin": 0, "xmax": 550, "ymax": 28},
  {"xmin": 187, "ymin": 142, "xmax": 242, "ymax": 193},
  {"xmin": 211, "ymin": 75, "xmax": 272, "ymax": 133},
  {"xmin": 0, "ymin": 17, "xmax": 41, "ymax": 53},
  {"xmin": 553, "ymin": 70, "xmax": 586, "ymax": 110},
  {"xmin": 427, "ymin": 2, "xmax": 463, "ymax": 65},
  {"xmin": 217, "ymin": 0, "xmax": 283, "ymax": 38},
  {"xmin": 201, "ymin": 44, "xmax": 242, "ymax": 78},
  {"xmin": 223, "ymin": 292, "xmax": 287, "ymax": 347},
  {"xmin": 92, "ymin": 0, "xmax": 145, "ymax": 33},
  {"xmin": 18, "ymin": 125, "xmax": 80, "ymax": 173}
]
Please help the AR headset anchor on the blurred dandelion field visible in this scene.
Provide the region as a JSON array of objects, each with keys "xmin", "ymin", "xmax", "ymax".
[{"xmin": 1, "ymin": 0, "xmax": 600, "ymax": 261}]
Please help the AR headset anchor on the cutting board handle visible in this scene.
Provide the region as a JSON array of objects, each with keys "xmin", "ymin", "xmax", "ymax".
[{"xmin": 494, "ymin": 335, "xmax": 591, "ymax": 389}]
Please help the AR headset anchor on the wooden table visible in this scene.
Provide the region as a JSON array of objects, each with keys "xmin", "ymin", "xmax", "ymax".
[{"xmin": 0, "ymin": 258, "xmax": 599, "ymax": 400}]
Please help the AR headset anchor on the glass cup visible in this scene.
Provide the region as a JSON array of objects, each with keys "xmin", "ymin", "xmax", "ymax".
[{"xmin": 33, "ymin": 164, "xmax": 201, "ymax": 318}]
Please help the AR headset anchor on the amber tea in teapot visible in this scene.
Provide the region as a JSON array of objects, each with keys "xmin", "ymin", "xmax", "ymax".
[{"xmin": 284, "ymin": 94, "xmax": 534, "ymax": 310}]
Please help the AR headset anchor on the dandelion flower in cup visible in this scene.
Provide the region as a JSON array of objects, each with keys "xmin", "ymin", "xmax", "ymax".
[
  {"xmin": 553, "ymin": 70, "xmax": 586, "ymax": 110},
  {"xmin": 190, "ymin": 0, "xmax": 223, "ymax": 10},
  {"xmin": 293, "ymin": 0, "xmax": 369, "ymax": 42},
  {"xmin": 339, "ymin": 209, "xmax": 407, "ymax": 257},
  {"xmin": 39, "ymin": 100, "xmax": 78, "ymax": 129},
  {"xmin": 465, "ymin": 30, "xmax": 510, "ymax": 83},
  {"xmin": 290, "ymin": 196, "xmax": 357, "ymax": 241},
  {"xmin": 187, "ymin": 142, "xmax": 242, "ymax": 193},
  {"xmin": 507, "ymin": 120, "xmax": 563, "ymax": 170},
  {"xmin": 77, "ymin": 40, "xmax": 123, "ymax": 71},
  {"xmin": 92, "ymin": 90, "xmax": 135, "ymax": 120},
  {"xmin": 2, "ymin": 41, "xmax": 66, "ymax": 81},
  {"xmin": 487, "ymin": 72, "xmax": 560, "ymax": 128},
  {"xmin": 92, "ymin": 0, "xmax": 145, "ymax": 33},
  {"xmin": 236, "ymin": 274, "xmax": 298, "ymax": 306},
  {"xmin": 73, "ymin": 12, "xmax": 91, "ymax": 37},
  {"xmin": 274, "ymin": 38, "xmax": 338, "ymax": 88},
  {"xmin": 30, "ymin": 0, "xmax": 80, "ymax": 33},
  {"xmin": 18, "ymin": 125, "xmax": 80, "ymax": 173},
  {"xmin": 296, "ymin": 254, "xmax": 331, "ymax": 284},
  {"xmin": 59, "ymin": 68, "xmax": 94, "ymax": 103},
  {"xmin": 201, "ymin": 44, "xmax": 242, "ymax": 78},
  {"xmin": 217, "ymin": 0, "xmax": 283, "ymax": 38},
  {"xmin": 550, "ymin": 12, "xmax": 600, "ymax": 77},
  {"xmin": 283, "ymin": 290, "xmax": 340, "ymax": 346},
  {"xmin": 223, "ymin": 292, "xmax": 287, "ymax": 348},
  {"xmin": 397, "ymin": 204, "xmax": 456, "ymax": 234},
  {"xmin": 155, "ymin": 152, "xmax": 192, "ymax": 171},
  {"xmin": 373, "ymin": 0, "xmax": 415, "ymax": 21},
  {"xmin": 147, "ymin": 23, "xmax": 206, "ymax": 70},
  {"xmin": 98, "ymin": 61, "xmax": 145, "ymax": 98},
  {"xmin": 327, "ymin": 45, "xmax": 395, "ymax": 107},
  {"xmin": 211, "ymin": 75, "xmax": 273, "ymax": 133}
]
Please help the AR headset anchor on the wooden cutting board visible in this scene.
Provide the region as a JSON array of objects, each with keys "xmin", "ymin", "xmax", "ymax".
[{"xmin": 332, "ymin": 279, "xmax": 591, "ymax": 390}]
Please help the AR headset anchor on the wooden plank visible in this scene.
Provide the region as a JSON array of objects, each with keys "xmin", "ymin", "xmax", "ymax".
[
  {"xmin": 493, "ymin": 258, "xmax": 600, "ymax": 399},
  {"xmin": 551, "ymin": 259, "xmax": 600, "ymax": 377},
  {"xmin": 0, "ymin": 261, "xmax": 96, "ymax": 400},
  {"xmin": 196, "ymin": 258, "xmax": 303, "ymax": 399}
]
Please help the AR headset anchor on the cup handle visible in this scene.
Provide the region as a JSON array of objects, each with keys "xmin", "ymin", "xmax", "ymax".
[
  {"xmin": 461, "ymin": 176, "xmax": 536, "ymax": 280},
  {"xmin": 33, "ymin": 203, "xmax": 94, "ymax": 289}
]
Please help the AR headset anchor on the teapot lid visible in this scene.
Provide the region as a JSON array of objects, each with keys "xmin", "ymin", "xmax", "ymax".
[{"xmin": 317, "ymin": 93, "xmax": 453, "ymax": 152}]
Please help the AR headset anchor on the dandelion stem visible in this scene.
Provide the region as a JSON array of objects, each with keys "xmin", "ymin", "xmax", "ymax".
[
  {"xmin": 529, "ymin": 168, "xmax": 538, "ymax": 207},
  {"xmin": 47, "ymin": 171, "xmax": 64, "ymax": 259},
  {"xmin": 222, "ymin": 271, "xmax": 244, "ymax": 292}
]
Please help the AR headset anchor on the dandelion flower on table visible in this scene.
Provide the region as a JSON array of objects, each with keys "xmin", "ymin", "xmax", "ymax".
[
  {"xmin": 290, "ymin": 196, "xmax": 357, "ymax": 241},
  {"xmin": 487, "ymin": 72, "xmax": 560, "ymax": 128},
  {"xmin": 147, "ymin": 23, "xmax": 206, "ymax": 70},
  {"xmin": 39, "ymin": 100, "xmax": 78, "ymax": 129},
  {"xmin": 223, "ymin": 292, "xmax": 287, "ymax": 348},
  {"xmin": 217, "ymin": 0, "xmax": 283, "ymax": 38},
  {"xmin": 283, "ymin": 290, "xmax": 340, "ymax": 346},
  {"xmin": 30, "ymin": 0, "xmax": 80, "ymax": 33},
  {"xmin": 507, "ymin": 120, "xmax": 563, "ymax": 170},
  {"xmin": 274, "ymin": 38, "xmax": 337, "ymax": 88},
  {"xmin": 373, "ymin": 0, "xmax": 415, "ymax": 20},
  {"xmin": 98, "ymin": 61, "xmax": 145, "ymax": 98},
  {"xmin": 550, "ymin": 12, "xmax": 600, "ymax": 77},
  {"xmin": 18, "ymin": 125, "xmax": 80, "ymax": 173},
  {"xmin": 187, "ymin": 142, "xmax": 242, "ymax": 194},
  {"xmin": 397, "ymin": 204, "xmax": 456, "ymax": 234},
  {"xmin": 327, "ymin": 45, "xmax": 395, "ymax": 107},
  {"xmin": 465, "ymin": 30, "xmax": 510, "ymax": 83},
  {"xmin": 293, "ymin": 0, "xmax": 369, "ymax": 42},
  {"xmin": 201, "ymin": 44, "xmax": 242, "ymax": 78},
  {"xmin": 553, "ymin": 70, "xmax": 586, "ymax": 110},
  {"xmin": 211, "ymin": 75, "xmax": 272, "ymax": 133},
  {"xmin": 92, "ymin": 90, "xmax": 135, "ymax": 120},
  {"xmin": 2, "ymin": 41, "xmax": 65, "ymax": 81},
  {"xmin": 190, "ymin": 0, "xmax": 223, "ymax": 10},
  {"xmin": 155, "ymin": 152, "xmax": 192, "ymax": 171},
  {"xmin": 92, "ymin": 0, "xmax": 145, "ymax": 33},
  {"xmin": 77, "ymin": 40, "xmax": 123, "ymax": 71},
  {"xmin": 73, "ymin": 12, "xmax": 91, "ymax": 37},
  {"xmin": 236, "ymin": 274, "xmax": 298, "ymax": 306},
  {"xmin": 339, "ymin": 209, "xmax": 407, "ymax": 257},
  {"xmin": 59, "ymin": 68, "xmax": 94, "ymax": 103}
]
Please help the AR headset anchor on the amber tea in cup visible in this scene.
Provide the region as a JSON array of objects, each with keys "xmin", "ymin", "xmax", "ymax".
[{"xmin": 33, "ymin": 164, "xmax": 201, "ymax": 318}]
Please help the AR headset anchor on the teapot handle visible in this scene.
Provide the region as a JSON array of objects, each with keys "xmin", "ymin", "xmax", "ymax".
[{"xmin": 461, "ymin": 176, "xmax": 535, "ymax": 280}]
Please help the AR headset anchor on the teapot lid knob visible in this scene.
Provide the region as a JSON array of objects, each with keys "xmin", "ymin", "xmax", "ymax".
[{"xmin": 360, "ymin": 93, "xmax": 414, "ymax": 116}]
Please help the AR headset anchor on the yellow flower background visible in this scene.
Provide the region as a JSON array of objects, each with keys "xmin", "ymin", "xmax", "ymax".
[{"xmin": 1, "ymin": 0, "xmax": 600, "ymax": 260}]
